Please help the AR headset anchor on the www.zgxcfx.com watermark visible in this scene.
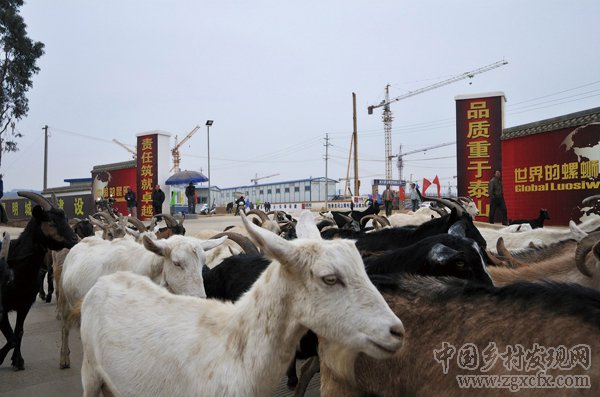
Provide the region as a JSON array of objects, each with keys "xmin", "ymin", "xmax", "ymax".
[{"xmin": 433, "ymin": 342, "xmax": 591, "ymax": 392}]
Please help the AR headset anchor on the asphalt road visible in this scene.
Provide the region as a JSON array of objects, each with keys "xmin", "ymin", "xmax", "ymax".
[{"xmin": 0, "ymin": 214, "xmax": 321, "ymax": 396}]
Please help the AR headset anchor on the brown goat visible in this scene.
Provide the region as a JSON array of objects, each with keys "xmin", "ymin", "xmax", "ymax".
[
  {"xmin": 488, "ymin": 233, "xmax": 600, "ymax": 290},
  {"xmin": 319, "ymin": 274, "xmax": 600, "ymax": 397}
]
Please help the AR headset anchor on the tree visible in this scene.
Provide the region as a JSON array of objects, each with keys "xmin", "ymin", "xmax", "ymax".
[{"xmin": 0, "ymin": 0, "xmax": 44, "ymax": 167}]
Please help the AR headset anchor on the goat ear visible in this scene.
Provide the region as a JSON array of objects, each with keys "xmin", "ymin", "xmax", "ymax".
[
  {"xmin": 32, "ymin": 205, "xmax": 47, "ymax": 221},
  {"xmin": 241, "ymin": 212, "xmax": 292, "ymax": 261},
  {"xmin": 296, "ymin": 211, "xmax": 321, "ymax": 240},
  {"xmin": 426, "ymin": 243, "xmax": 462, "ymax": 266},
  {"xmin": 448, "ymin": 222, "xmax": 466, "ymax": 237},
  {"xmin": 569, "ymin": 220, "xmax": 587, "ymax": 241},
  {"xmin": 199, "ymin": 235, "xmax": 227, "ymax": 251},
  {"xmin": 143, "ymin": 235, "xmax": 170, "ymax": 257}
]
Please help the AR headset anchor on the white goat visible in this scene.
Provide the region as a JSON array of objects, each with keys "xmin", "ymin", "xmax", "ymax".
[
  {"xmin": 78, "ymin": 211, "xmax": 404, "ymax": 397},
  {"xmin": 479, "ymin": 216, "xmax": 600, "ymax": 252},
  {"xmin": 58, "ymin": 234, "xmax": 226, "ymax": 369}
]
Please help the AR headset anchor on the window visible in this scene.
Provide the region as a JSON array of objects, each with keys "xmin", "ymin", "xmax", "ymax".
[
  {"xmin": 304, "ymin": 185, "xmax": 310, "ymax": 191},
  {"xmin": 285, "ymin": 187, "xmax": 290, "ymax": 193},
  {"xmin": 294, "ymin": 187, "xmax": 299, "ymax": 192},
  {"xmin": 276, "ymin": 188, "xmax": 281, "ymax": 193},
  {"xmin": 259, "ymin": 190, "xmax": 264, "ymax": 194},
  {"xmin": 267, "ymin": 189, "xmax": 272, "ymax": 194}
]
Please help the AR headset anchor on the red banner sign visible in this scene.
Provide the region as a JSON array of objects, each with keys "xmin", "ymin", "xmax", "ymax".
[
  {"xmin": 137, "ymin": 134, "xmax": 158, "ymax": 220},
  {"xmin": 456, "ymin": 95, "xmax": 504, "ymax": 221}
]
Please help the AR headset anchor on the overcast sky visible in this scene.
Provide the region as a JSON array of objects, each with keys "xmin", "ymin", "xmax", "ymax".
[{"xmin": 3, "ymin": 0, "xmax": 599, "ymax": 196}]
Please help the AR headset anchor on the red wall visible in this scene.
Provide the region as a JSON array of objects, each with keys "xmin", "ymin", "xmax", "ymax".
[{"xmin": 502, "ymin": 124, "xmax": 600, "ymax": 225}]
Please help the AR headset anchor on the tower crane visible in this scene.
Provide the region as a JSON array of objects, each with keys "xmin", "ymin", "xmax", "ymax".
[
  {"xmin": 112, "ymin": 139, "xmax": 137, "ymax": 159},
  {"xmin": 250, "ymin": 173, "xmax": 280, "ymax": 185},
  {"xmin": 171, "ymin": 125, "xmax": 201, "ymax": 173},
  {"xmin": 367, "ymin": 59, "xmax": 508, "ymax": 180},
  {"xmin": 393, "ymin": 141, "xmax": 456, "ymax": 182}
]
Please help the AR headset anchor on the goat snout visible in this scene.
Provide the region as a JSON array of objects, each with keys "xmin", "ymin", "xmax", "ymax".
[{"xmin": 390, "ymin": 322, "xmax": 405, "ymax": 339}]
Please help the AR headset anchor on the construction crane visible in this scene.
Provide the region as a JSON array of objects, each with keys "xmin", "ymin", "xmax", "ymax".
[
  {"xmin": 368, "ymin": 59, "xmax": 508, "ymax": 180},
  {"xmin": 112, "ymin": 139, "xmax": 137, "ymax": 159},
  {"xmin": 394, "ymin": 142, "xmax": 456, "ymax": 182},
  {"xmin": 250, "ymin": 173, "xmax": 280, "ymax": 185},
  {"xmin": 171, "ymin": 125, "xmax": 201, "ymax": 173}
]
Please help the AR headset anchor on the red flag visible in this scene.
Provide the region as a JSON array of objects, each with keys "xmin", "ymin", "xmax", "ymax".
[
  {"xmin": 398, "ymin": 186, "xmax": 405, "ymax": 201},
  {"xmin": 432, "ymin": 175, "xmax": 441, "ymax": 197},
  {"xmin": 422, "ymin": 178, "xmax": 431, "ymax": 195}
]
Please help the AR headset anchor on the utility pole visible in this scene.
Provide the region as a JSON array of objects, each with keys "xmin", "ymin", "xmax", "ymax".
[
  {"xmin": 43, "ymin": 125, "xmax": 48, "ymax": 190},
  {"xmin": 324, "ymin": 133, "xmax": 331, "ymax": 210},
  {"xmin": 383, "ymin": 84, "xmax": 393, "ymax": 179},
  {"xmin": 352, "ymin": 93, "xmax": 359, "ymax": 196}
]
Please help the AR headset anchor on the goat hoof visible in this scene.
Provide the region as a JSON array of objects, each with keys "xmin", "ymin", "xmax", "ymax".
[
  {"xmin": 60, "ymin": 362, "xmax": 70, "ymax": 369},
  {"xmin": 38, "ymin": 292, "xmax": 46, "ymax": 301},
  {"xmin": 12, "ymin": 359, "xmax": 25, "ymax": 371},
  {"xmin": 45, "ymin": 295, "xmax": 52, "ymax": 303}
]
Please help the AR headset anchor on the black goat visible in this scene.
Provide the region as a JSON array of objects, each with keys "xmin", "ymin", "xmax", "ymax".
[
  {"xmin": 363, "ymin": 234, "xmax": 493, "ymax": 285},
  {"xmin": 322, "ymin": 207, "xmax": 487, "ymax": 253},
  {"xmin": 509, "ymin": 208, "xmax": 551, "ymax": 229},
  {"xmin": 1, "ymin": 192, "xmax": 78, "ymax": 370},
  {"xmin": 329, "ymin": 202, "xmax": 381, "ymax": 229},
  {"xmin": 0, "ymin": 233, "xmax": 13, "ymax": 319}
]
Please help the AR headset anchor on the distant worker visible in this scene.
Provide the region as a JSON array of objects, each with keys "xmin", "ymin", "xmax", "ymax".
[
  {"xmin": 152, "ymin": 184, "xmax": 165, "ymax": 221},
  {"xmin": 185, "ymin": 182, "xmax": 196, "ymax": 214},
  {"xmin": 0, "ymin": 174, "xmax": 7, "ymax": 223},
  {"xmin": 124, "ymin": 187, "xmax": 137, "ymax": 218},
  {"xmin": 382, "ymin": 184, "xmax": 394, "ymax": 217},
  {"xmin": 410, "ymin": 183, "xmax": 420, "ymax": 212},
  {"xmin": 489, "ymin": 170, "xmax": 508, "ymax": 225},
  {"xmin": 235, "ymin": 195, "xmax": 245, "ymax": 216}
]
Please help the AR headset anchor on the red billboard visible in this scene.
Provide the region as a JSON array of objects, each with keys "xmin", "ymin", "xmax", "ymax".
[
  {"xmin": 456, "ymin": 94, "xmax": 505, "ymax": 221},
  {"xmin": 502, "ymin": 123, "xmax": 600, "ymax": 225},
  {"xmin": 91, "ymin": 165, "xmax": 137, "ymax": 216},
  {"xmin": 137, "ymin": 134, "xmax": 158, "ymax": 220}
]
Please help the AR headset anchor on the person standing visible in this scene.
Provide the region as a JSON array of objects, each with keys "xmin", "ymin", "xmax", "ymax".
[
  {"xmin": 382, "ymin": 184, "xmax": 394, "ymax": 217},
  {"xmin": 152, "ymin": 184, "xmax": 165, "ymax": 220},
  {"xmin": 185, "ymin": 182, "xmax": 196, "ymax": 214},
  {"xmin": 410, "ymin": 183, "xmax": 420, "ymax": 212},
  {"xmin": 124, "ymin": 187, "xmax": 137, "ymax": 218},
  {"xmin": 0, "ymin": 174, "xmax": 7, "ymax": 223},
  {"xmin": 489, "ymin": 170, "xmax": 508, "ymax": 225}
]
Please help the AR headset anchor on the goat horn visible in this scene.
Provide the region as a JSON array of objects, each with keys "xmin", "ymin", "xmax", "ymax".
[
  {"xmin": 98, "ymin": 211, "xmax": 117, "ymax": 225},
  {"xmin": 485, "ymin": 249, "xmax": 506, "ymax": 267},
  {"xmin": 154, "ymin": 213, "xmax": 177, "ymax": 228},
  {"xmin": 496, "ymin": 237, "xmax": 527, "ymax": 268},
  {"xmin": 418, "ymin": 192, "xmax": 464, "ymax": 217},
  {"xmin": 88, "ymin": 216, "xmax": 108, "ymax": 231},
  {"xmin": 247, "ymin": 209, "xmax": 269, "ymax": 223},
  {"xmin": 337, "ymin": 213, "xmax": 354, "ymax": 224},
  {"xmin": 127, "ymin": 217, "xmax": 148, "ymax": 232},
  {"xmin": 17, "ymin": 191, "xmax": 53, "ymax": 211},
  {"xmin": 429, "ymin": 206, "xmax": 448, "ymax": 216},
  {"xmin": 210, "ymin": 232, "xmax": 259, "ymax": 255},
  {"xmin": 0, "ymin": 232, "xmax": 10, "ymax": 259},
  {"xmin": 582, "ymin": 195, "xmax": 600, "ymax": 205},
  {"xmin": 575, "ymin": 231, "xmax": 600, "ymax": 278}
]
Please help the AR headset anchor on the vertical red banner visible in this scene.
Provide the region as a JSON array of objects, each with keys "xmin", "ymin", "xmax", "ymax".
[
  {"xmin": 137, "ymin": 134, "xmax": 158, "ymax": 220},
  {"xmin": 456, "ymin": 94, "xmax": 505, "ymax": 221}
]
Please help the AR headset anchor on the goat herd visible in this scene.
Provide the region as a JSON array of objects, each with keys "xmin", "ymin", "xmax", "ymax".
[{"xmin": 1, "ymin": 191, "xmax": 600, "ymax": 396}]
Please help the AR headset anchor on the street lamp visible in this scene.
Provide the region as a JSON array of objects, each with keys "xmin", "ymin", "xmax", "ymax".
[{"xmin": 206, "ymin": 120, "xmax": 214, "ymax": 213}]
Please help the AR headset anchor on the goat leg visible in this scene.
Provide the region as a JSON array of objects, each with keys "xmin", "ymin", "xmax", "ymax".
[
  {"xmin": 293, "ymin": 355, "xmax": 320, "ymax": 397},
  {"xmin": 46, "ymin": 265, "xmax": 54, "ymax": 303},
  {"xmin": 0, "ymin": 315, "xmax": 16, "ymax": 365},
  {"xmin": 10, "ymin": 308, "xmax": 29, "ymax": 370}
]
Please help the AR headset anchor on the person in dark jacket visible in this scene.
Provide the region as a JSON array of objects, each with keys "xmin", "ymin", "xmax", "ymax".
[
  {"xmin": 124, "ymin": 187, "xmax": 137, "ymax": 218},
  {"xmin": 152, "ymin": 184, "xmax": 166, "ymax": 220},
  {"xmin": 185, "ymin": 182, "xmax": 196, "ymax": 214},
  {"xmin": 0, "ymin": 174, "xmax": 7, "ymax": 223},
  {"xmin": 488, "ymin": 170, "xmax": 508, "ymax": 225}
]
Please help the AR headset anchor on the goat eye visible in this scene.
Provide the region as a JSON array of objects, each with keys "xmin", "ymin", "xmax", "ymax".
[
  {"xmin": 455, "ymin": 261, "xmax": 465, "ymax": 268},
  {"xmin": 173, "ymin": 262, "xmax": 182, "ymax": 268},
  {"xmin": 322, "ymin": 275, "xmax": 337, "ymax": 285}
]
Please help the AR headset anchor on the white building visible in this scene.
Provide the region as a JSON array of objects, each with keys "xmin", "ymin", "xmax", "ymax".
[{"xmin": 205, "ymin": 177, "xmax": 338, "ymax": 207}]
